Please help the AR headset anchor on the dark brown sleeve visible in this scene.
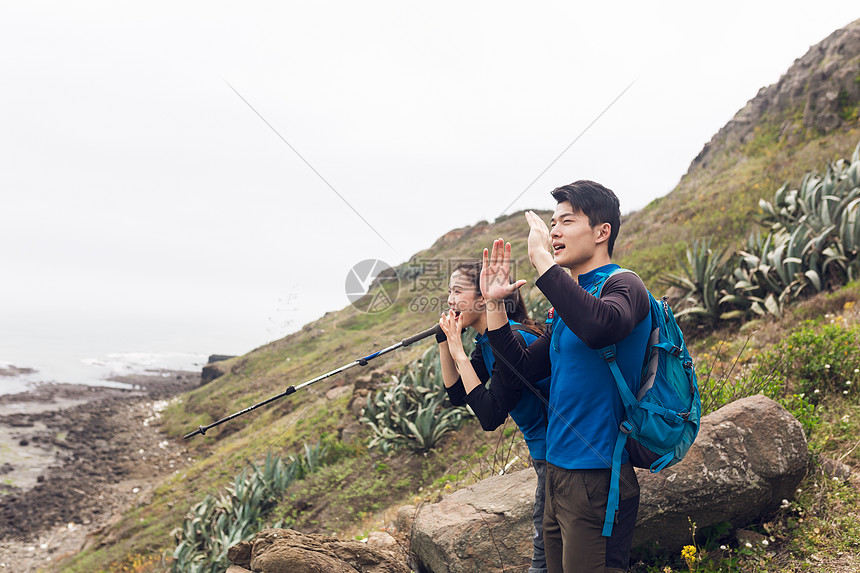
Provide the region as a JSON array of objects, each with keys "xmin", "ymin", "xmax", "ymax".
[
  {"xmin": 485, "ymin": 322, "xmax": 552, "ymax": 391},
  {"xmin": 535, "ymin": 266, "xmax": 650, "ymax": 349},
  {"xmin": 444, "ymin": 346, "xmax": 489, "ymax": 406}
]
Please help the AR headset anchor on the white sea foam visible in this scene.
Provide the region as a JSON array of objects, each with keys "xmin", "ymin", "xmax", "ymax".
[{"xmin": 80, "ymin": 351, "xmax": 207, "ymax": 375}]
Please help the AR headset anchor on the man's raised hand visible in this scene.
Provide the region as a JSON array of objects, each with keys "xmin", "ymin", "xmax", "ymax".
[
  {"xmin": 480, "ymin": 238, "xmax": 527, "ymax": 301},
  {"xmin": 525, "ymin": 211, "xmax": 555, "ymax": 275}
]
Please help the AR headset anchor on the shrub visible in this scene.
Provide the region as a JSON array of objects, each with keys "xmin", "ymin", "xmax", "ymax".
[
  {"xmin": 751, "ymin": 321, "xmax": 860, "ymax": 399},
  {"xmin": 696, "ymin": 320, "xmax": 859, "ymax": 438}
]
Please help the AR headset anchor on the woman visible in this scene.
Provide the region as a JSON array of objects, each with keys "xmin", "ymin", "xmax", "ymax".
[{"xmin": 437, "ymin": 260, "xmax": 549, "ymax": 573}]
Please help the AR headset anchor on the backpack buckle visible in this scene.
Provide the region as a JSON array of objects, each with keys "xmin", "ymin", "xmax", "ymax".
[
  {"xmin": 620, "ymin": 420, "xmax": 634, "ymax": 434},
  {"xmin": 671, "ymin": 346, "xmax": 682, "ymax": 357},
  {"xmin": 602, "ymin": 348, "xmax": 616, "ymax": 362}
]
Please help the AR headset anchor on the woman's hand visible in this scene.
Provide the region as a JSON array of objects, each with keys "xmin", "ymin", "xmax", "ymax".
[
  {"xmin": 480, "ymin": 238, "xmax": 526, "ymax": 301},
  {"xmin": 439, "ymin": 310, "xmax": 468, "ymax": 362}
]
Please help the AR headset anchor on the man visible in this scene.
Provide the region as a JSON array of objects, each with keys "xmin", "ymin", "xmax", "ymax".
[{"xmin": 480, "ymin": 180, "xmax": 651, "ymax": 573}]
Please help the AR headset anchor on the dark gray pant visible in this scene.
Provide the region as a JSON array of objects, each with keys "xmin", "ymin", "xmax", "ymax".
[
  {"xmin": 543, "ymin": 463, "xmax": 639, "ymax": 573},
  {"xmin": 529, "ymin": 459, "xmax": 547, "ymax": 573}
]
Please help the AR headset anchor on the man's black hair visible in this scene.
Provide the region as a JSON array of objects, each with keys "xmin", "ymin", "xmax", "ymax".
[{"xmin": 550, "ymin": 180, "xmax": 621, "ymax": 257}]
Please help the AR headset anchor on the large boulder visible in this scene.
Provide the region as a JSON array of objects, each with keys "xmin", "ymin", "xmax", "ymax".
[
  {"xmin": 227, "ymin": 528, "xmax": 410, "ymax": 573},
  {"xmin": 634, "ymin": 394, "xmax": 808, "ymax": 551},
  {"xmin": 408, "ymin": 395, "xmax": 808, "ymax": 571},
  {"xmin": 408, "ymin": 466, "xmax": 536, "ymax": 573}
]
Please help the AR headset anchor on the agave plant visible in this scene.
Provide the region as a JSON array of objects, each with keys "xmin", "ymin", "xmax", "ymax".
[
  {"xmin": 172, "ymin": 448, "xmax": 320, "ymax": 573},
  {"xmin": 299, "ymin": 440, "xmax": 329, "ymax": 476},
  {"xmin": 361, "ymin": 343, "xmax": 469, "ymax": 453},
  {"xmin": 841, "ymin": 196, "xmax": 860, "ymax": 279},
  {"xmin": 674, "ymin": 140, "xmax": 860, "ymax": 325},
  {"xmin": 663, "ymin": 239, "xmax": 739, "ymax": 323},
  {"xmin": 758, "ymin": 141, "xmax": 860, "ymax": 286}
]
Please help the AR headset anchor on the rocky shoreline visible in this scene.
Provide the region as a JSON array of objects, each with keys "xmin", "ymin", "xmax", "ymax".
[{"xmin": 0, "ymin": 370, "xmax": 200, "ymax": 571}]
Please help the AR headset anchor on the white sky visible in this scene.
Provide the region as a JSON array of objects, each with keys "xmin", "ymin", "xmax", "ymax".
[{"xmin": 1, "ymin": 2, "xmax": 857, "ymax": 374}]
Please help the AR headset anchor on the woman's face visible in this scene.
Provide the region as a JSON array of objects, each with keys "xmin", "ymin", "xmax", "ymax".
[{"xmin": 447, "ymin": 270, "xmax": 484, "ymax": 328}]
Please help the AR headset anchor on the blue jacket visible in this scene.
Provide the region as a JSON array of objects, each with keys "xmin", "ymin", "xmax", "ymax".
[
  {"xmin": 487, "ymin": 264, "xmax": 652, "ymax": 470},
  {"xmin": 545, "ymin": 267, "xmax": 650, "ymax": 468},
  {"xmin": 476, "ymin": 321, "xmax": 550, "ymax": 460},
  {"xmin": 445, "ymin": 319, "xmax": 550, "ymax": 460}
]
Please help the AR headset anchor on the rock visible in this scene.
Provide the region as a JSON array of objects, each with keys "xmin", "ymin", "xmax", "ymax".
[
  {"xmin": 736, "ymin": 528, "xmax": 768, "ymax": 548},
  {"xmin": 200, "ymin": 355, "xmax": 241, "ymax": 384},
  {"xmin": 228, "ymin": 541, "xmax": 252, "ymax": 568},
  {"xmin": 689, "ymin": 18, "xmax": 860, "ymax": 172},
  {"xmin": 366, "ymin": 531, "xmax": 398, "ymax": 548},
  {"xmin": 819, "ymin": 455, "xmax": 853, "ymax": 482},
  {"xmin": 348, "ymin": 370, "xmax": 387, "ymax": 417},
  {"xmin": 228, "ymin": 528, "xmax": 410, "ymax": 573},
  {"xmin": 634, "ymin": 394, "xmax": 807, "ymax": 552},
  {"xmin": 409, "ymin": 467, "xmax": 536, "ymax": 573},
  {"xmin": 394, "ymin": 504, "xmax": 418, "ymax": 535},
  {"xmin": 201, "ymin": 362, "xmax": 230, "ymax": 385},
  {"xmin": 407, "ymin": 395, "xmax": 807, "ymax": 569}
]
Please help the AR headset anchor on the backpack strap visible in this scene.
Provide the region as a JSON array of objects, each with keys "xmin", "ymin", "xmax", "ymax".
[
  {"xmin": 600, "ymin": 345, "xmax": 637, "ymax": 537},
  {"xmin": 604, "ymin": 419, "xmax": 633, "ymax": 536},
  {"xmin": 594, "ymin": 267, "xmax": 635, "ymax": 297},
  {"xmin": 593, "ymin": 268, "xmax": 637, "ymax": 538}
]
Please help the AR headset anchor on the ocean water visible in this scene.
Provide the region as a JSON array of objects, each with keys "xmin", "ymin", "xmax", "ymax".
[
  {"xmin": 0, "ymin": 296, "xmax": 310, "ymax": 397},
  {"xmin": 0, "ymin": 351, "xmax": 208, "ymax": 396},
  {"xmin": 0, "ymin": 312, "xmax": 252, "ymax": 396}
]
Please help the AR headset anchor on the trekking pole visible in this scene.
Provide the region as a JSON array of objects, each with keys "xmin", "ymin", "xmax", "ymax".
[{"xmin": 183, "ymin": 323, "xmax": 442, "ymax": 439}]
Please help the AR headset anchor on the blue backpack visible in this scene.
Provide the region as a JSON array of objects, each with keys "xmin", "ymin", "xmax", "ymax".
[{"xmin": 592, "ymin": 269, "xmax": 701, "ymax": 537}]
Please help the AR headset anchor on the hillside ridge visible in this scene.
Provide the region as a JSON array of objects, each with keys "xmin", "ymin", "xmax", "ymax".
[{"xmin": 691, "ymin": 17, "xmax": 860, "ymax": 172}]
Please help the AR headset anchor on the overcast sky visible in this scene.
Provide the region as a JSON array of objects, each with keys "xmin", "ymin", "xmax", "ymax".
[{"xmin": 1, "ymin": 2, "xmax": 857, "ymax": 377}]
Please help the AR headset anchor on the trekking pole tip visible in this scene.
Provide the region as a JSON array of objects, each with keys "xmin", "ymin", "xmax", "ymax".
[{"xmin": 183, "ymin": 425, "xmax": 207, "ymax": 439}]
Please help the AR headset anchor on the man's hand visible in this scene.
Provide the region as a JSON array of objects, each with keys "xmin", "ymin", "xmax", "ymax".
[
  {"xmin": 525, "ymin": 211, "xmax": 555, "ymax": 276},
  {"xmin": 480, "ymin": 238, "xmax": 527, "ymax": 301}
]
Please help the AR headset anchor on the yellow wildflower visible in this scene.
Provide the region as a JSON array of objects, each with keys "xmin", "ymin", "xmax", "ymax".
[{"xmin": 682, "ymin": 544, "xmax": 697, "ymax": 569}]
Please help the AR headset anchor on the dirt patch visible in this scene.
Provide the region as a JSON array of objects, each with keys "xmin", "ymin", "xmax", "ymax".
[{"xmin": 0, "ymin": 371, "xmax": 200, "ymax": 571}]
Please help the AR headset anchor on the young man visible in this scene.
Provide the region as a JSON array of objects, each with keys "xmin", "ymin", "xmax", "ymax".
[{"xmin": 480, "ymin": 180, "xmax": 651, "ymax": 573}]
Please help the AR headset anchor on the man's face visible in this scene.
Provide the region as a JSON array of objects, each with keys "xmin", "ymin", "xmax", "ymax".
[{"xmin": 549, "ymin": 201, "xmax": 605, "ymax": 270}]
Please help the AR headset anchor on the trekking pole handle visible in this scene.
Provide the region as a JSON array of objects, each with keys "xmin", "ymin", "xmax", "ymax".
[{"xmin": 400, "ymin": 323, "xmax": 443, "ymax": 347}]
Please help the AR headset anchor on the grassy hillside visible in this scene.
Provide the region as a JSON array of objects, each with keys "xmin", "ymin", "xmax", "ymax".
[
  {"xmin": 617, "ymin": 126, "xmax": 860, "ymax": 289},
  {"xmin": 60, "ymin": 137, "xmax": 860, "ymax": 573}
]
